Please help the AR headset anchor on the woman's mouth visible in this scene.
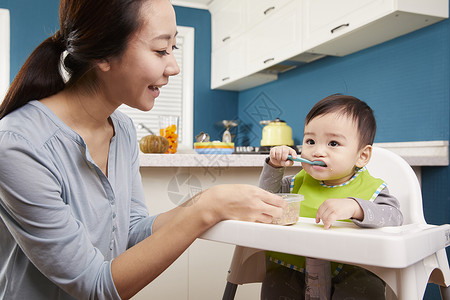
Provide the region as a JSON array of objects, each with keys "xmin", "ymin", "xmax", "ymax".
[
  {"xmin": 148, "ymin": 85, "xmax": 162, "ymax": 98},
  {"xmin": 149, "ymin": 85, "xmax": 162, "ymax": 91}
]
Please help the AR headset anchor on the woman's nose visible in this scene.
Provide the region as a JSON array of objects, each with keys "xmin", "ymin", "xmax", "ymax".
[{"xmin": 165, "ymin": 52, "xmax": 180, "ymax": 77}]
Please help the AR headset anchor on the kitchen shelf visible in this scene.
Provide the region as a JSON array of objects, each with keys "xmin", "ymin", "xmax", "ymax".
[{"xmin": 139, "ymin": 141, "xmax": 449, "ymax": 168}]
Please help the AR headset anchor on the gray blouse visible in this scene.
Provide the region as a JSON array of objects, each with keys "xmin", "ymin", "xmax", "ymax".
[{"xmin": 0, "ymin": 101, "xmax": 156, "ymax": 299}]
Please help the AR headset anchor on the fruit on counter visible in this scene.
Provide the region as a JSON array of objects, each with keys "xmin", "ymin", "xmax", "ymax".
[
  {"xmin": 139, "ymin": 134, "xmax": 170, "ymax": 153},
  {"xmin": 160, "ymin": 124, "xmax": 178, "ymax": 154}
]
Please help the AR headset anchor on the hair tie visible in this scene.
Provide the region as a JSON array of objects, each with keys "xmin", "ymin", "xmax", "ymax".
[{"xmin": 52, "ymin": 30, "xmax": 66, "ymax": 52}]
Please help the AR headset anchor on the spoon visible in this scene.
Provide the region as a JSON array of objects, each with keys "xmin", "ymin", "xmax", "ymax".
[
  {"xmin": 137, "ymin": 123, "xmax": 155, "ymax": 135},
  {"xmin": 287, "ymin": 155, "xmax": 327, "ymax": 166}
]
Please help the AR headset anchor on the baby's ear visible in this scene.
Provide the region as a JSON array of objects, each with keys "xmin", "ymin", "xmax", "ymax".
[{"xmin": 356, "ymin": 145, "xmax": 372, "ymax": 168}]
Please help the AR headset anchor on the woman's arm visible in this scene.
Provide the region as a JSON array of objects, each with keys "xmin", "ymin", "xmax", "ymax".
[{"xmin": 112, "ymin": 184, "xmax": 287, "ymax": 299}]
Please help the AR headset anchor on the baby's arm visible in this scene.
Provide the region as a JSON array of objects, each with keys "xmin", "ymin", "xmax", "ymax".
[
  {"xmin": 350, "ymin": 186, "xmax": 403, "ymax": 228},
  {"xmin": 258, "ymin": 157, "xmax": 293, "ymax": 193},
  {"xmin": 316, "ymin": 187, "xmax": 403, "ymax": 229},
  {"xmin": 315, "ymin": 198, "xmax": 364, "ymax": 229}
]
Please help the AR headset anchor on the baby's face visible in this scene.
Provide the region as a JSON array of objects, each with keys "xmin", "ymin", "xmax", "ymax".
[{"xmin": 301, "ymin": 112, "xmax": 365, "ymax": 186}]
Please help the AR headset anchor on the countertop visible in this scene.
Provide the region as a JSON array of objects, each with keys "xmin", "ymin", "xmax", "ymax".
[{"xmin": 139, "ymin": 140, "xmax": 449, "ymax": 168}]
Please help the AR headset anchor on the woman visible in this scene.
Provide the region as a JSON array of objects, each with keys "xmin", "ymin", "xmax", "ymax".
[{"xmin": 0, "ymin": 0, "xmax": 286, "ymax": 299}]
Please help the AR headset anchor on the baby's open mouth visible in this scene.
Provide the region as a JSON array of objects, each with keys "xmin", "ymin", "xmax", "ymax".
[{"xmin": 312, "ymin": 160, "xmax": 327, "ymax": 167}]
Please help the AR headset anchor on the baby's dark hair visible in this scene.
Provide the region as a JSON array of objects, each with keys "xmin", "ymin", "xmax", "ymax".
[{"xmin": 305, "ymin": 94, "xmax": 376, "ymax": 149}]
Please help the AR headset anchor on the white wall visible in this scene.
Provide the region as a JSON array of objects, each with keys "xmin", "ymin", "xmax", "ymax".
[{"xmin": 0, "ymin": 9, "xmax": 10, "ymax": 101}]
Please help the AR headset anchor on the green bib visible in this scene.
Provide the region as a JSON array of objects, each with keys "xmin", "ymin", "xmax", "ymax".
[
  {"xmin": 293, "ymin": 168, "xmax": 385, "ymax": 219},
  {"xmin": 268, "ymin": 167, "xmax": 385, "ymax": 274}
]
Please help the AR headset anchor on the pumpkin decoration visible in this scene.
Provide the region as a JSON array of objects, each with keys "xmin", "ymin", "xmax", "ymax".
[{"xmin": 139, "ymin": 134, "xmax": 170, "ymax": 153}]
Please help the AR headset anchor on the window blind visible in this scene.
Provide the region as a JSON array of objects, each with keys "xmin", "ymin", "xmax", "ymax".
[
  {"xmin": 0, "ymin": 9, "xmax": 10, "ymax": 101},
  {"xmin": 118, "ymin": 26, "xmax": 194, "ymax": 148}
]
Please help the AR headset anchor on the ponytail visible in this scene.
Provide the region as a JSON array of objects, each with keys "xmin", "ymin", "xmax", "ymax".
[{"xmin": 0, "ymin": 33, "xmax": 65, "ymax": 119}]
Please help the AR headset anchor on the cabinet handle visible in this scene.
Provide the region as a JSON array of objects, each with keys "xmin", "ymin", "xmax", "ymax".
[
  {"xmin": 263, "ymin": 6, "xmax": 275, "ymax": 15},
  {"xmin": 222, "ymin": 36, "xmax": 231, "ymax": 42},
  {"xmin": 222, "ymin": 77, "xmax": 230, "ymax": 81},
  {"xmin": 263, "ymin": 58, "xmax": 275, "ymax": 64},
  {"xmin": 331, "ymin": 23, "xmax": 350, "ymax": 34}
]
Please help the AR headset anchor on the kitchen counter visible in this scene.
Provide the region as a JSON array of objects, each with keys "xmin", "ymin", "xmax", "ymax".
[{"xmin": 139, "ymin": 140, "xmax": 449, "ymax": 167}]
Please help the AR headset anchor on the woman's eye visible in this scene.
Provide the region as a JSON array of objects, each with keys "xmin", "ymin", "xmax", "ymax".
[
  {"xmin": 156, "ymin": 46, "xmax": 178, "ymax": 56},
  {"xmin": 156, "ymin": 50, "xmax": 169, "ymax": 56},
  {"xmin": 329, "ymin": 141, "xmax": 339, "ymax": 147}
]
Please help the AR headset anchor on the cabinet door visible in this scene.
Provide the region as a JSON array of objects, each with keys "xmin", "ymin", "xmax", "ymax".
[
  {"xmin": 211, "ymin": 0, "xmax": 245, "ymax": 51},
  {"xmin": 246, "ymin": 0, "xmax": 292, "ymax": 29},
  {"xmin": 211, "ymin": 37, "xmax": 245, "ymax": 89},
  {"xmin": 246, "ymin": 0, "xmax": 302, "ymax": 75},
  {"xmin": 302, "ymin": 0, "xmax": 393, "ymax": 53}
]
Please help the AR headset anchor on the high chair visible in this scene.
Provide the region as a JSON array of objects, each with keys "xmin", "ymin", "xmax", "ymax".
[{"xmin": 220, "ymin": 147, "xmax": 450, "ymax": 300}]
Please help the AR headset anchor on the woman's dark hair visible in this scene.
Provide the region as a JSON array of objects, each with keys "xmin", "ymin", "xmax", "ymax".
[
  {"xmin": 0, "ymin": 0, "xmax": 146, "ymax": 119},
  {"xmin": 305, "ymin": 94, "xmax": 376, "ymax": 149}
]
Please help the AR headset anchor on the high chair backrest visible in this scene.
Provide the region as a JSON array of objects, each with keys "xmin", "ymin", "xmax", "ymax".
[{"xmin": 366, "ymin": 147, "xmax": 426, "ymax": 225}]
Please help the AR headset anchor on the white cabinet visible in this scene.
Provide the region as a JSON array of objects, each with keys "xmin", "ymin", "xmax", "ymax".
[
  {"xmin": 210, "ymin": 34, "xmax": 278, "ymax": 91},
  {"xmin": 245, "ymin": 0, "xmax": 292, "ymax": 29},
  {"xmin": 211, "ymin": 36, "xmax": 245, "ymax": 88},
  {"xmin": 209, "ymin": 0, "xmax": 448, "ymax": 91},
  {"xmin": 210, "ymin": 0, "xmax": 246, "ymax": 51},
  {"xmin": 246, "ymin": 0, "xmax": 302, "ymax": 75},
  {"xmin": 210, "ymin": 0, "xmax": 301, "ymax": 91},
  {"xmin": 303, "ymin": 0, "xmax": 448, "ymax": 56}
]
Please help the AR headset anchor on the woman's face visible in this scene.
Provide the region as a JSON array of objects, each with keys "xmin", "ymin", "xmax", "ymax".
[{"xmin": 100, "ymin": 0, "xmax": 180, "ymax": 111}]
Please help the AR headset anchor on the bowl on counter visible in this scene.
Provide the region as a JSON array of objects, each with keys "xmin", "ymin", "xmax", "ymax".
[{"xmin": 194, "ymin": 142, "xmax": 234, "ymax": 154}]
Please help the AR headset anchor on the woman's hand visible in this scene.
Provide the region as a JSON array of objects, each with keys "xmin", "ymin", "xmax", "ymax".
[
  {"xmin": 315, "ymin": 198, "xmax": 364, "ymax": 229},
  {"xmin": 197, "ymin": 184, "xmax": 287, "ymax": 226},
  {"xmin": 268, "ymin": 146, "xmax": 297, "ymax": 168}
]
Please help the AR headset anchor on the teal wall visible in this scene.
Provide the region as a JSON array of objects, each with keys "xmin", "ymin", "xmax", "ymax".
[
  {"xmin": 1, "ymin": 1, "xmax": 449, "ymax": 298},
  {"xmin": 237, "ymin": 21, "xmax": 449, "ymax": 145},
  {"xmin": 0, "ymin": 0, "xmax": 59, "ymax": 77}
]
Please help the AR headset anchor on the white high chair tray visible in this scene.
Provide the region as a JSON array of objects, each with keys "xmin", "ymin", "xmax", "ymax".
[{"xmin": 200, "ymin": 217, "xmax": 450, "ymax": 268}]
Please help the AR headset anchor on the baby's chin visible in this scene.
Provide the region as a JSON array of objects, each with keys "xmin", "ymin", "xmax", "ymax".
[{"xmin": 307, "ymin": 171, "xmax": 344, "ymax": 185}]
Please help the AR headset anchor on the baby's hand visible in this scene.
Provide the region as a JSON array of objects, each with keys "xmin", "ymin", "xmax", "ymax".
[
  {"xmin": 268, "ymin": 146, "xmax": 297, "ymax": 168},
  {"xmin": 315, "ymin": 198, "xmax": 364, "ymax": 229}
]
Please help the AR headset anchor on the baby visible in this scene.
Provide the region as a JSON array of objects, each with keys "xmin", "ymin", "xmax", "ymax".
[{"xmin": 259, "ymin": 94, "xmax": 403, "ymax": 300}]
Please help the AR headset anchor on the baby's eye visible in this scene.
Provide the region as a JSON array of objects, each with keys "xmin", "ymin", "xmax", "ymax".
[
  {"xmin": 329, "ymin": 141, "xmax": 339, "ymax": 147},
  {"xmin": 305, "ymin": 139, "xmax": 315, "ymax": 145}
]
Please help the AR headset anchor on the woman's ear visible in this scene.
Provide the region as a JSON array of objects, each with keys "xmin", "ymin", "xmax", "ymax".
[
  {"xmin": 96, "ymin": 59, "xmax": 111, "ymax": 72},
  {"xmin": 356, "ymin": 145, "xmax": 372, "ymax": 168}
]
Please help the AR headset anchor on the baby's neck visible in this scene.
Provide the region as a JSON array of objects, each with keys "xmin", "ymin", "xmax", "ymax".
[{"xmin": 321, "ymin": 167, "xmax": 361, "ymax": 186}]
